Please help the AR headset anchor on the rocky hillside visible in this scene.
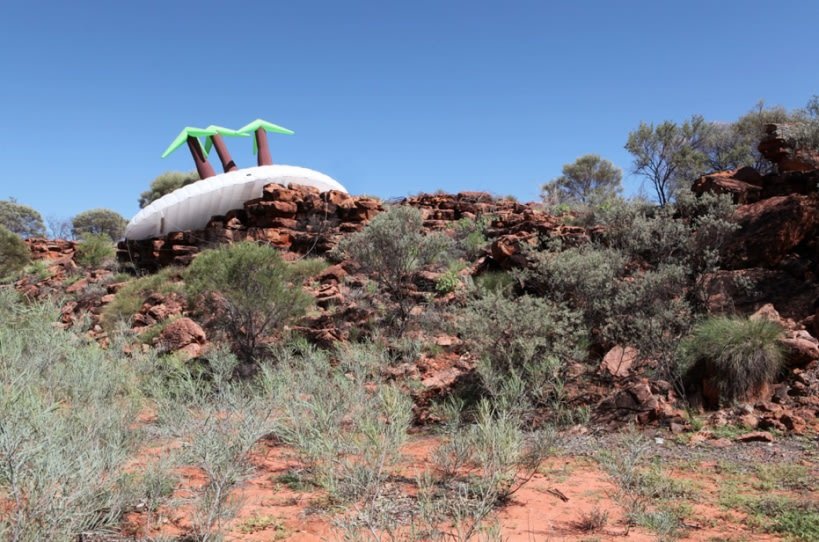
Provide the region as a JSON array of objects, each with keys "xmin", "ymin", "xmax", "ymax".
[{"xmin": 12, "ymin": 126, "xmax": 819, "ymax": 438}]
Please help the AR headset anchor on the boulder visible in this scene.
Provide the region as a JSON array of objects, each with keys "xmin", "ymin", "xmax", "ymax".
[
  {"xmin": 727, "ymin": 194, "xmax": 819, "ymax": 268},
  {"xmin": 600, "ymin": 345, "xmax": 639, "ymax": 378},
  {"xmin": 157, "ymin": 317, "xmax": 207, "ymax": 359},
  {"xmin": 692, "ymin": 168, "xmax": 762, "ymax": 204}
]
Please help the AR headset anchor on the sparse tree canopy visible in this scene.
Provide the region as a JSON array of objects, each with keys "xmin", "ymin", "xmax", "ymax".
[
  {"xmin": 625, "ymin": 115, "xmax": 710, "ymax": 207},
  {"xmin": 541, "ymin": 154, "xmax": 622, "ymax": 206},
  {"xmin": 72, "ymin": 209, "xmax": 127, "ymax": 241},
  {"xmin": 138, "ymin": 171, "xmax": 199, "ymax": 208},
  {"xmin": 701, "ymin": 101, "xmax": 796, "ymax": 174},
  {"xmin": 0, "ymin": 224, "xmax": 30, "ymax": 279},
  {"xmin": 0, "ymin": 199, "xmax": 46, "ymax": 238}
]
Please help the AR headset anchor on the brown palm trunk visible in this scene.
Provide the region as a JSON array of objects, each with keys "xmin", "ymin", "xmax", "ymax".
[
  {"xmin": 211, "ymin": 134, "xmax": 238, "ymax": 172},
  {"xmin": 187, "ymin": 136, "xmax": 216, "ymax": 179},
  {"xmin": 256, "ymin": 127, "xmax": 272, "ymax": 166}
]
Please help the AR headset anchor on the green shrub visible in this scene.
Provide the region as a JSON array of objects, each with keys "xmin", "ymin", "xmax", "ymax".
[
  {"xmin": 452, "ymin": 215, "xmax": 490, "ymax": 259},
  {"xmin": 74, "ymin": 232, "xmax": 116, "ymax": 268},
  {"xmin": 0, "ymin": 224, "xmax": 30, "ymax": 280},
  {"xmin": 22, "ymin": 259, "xmax": 50, "ymax": 281},
  {"xmin": 339, "ymin": 206, "xmax": 452, "ymax": 326},
  {"xmin": 71, "ymin": 208, "xmax": 127, "ymax": 240},
  {"xmin": 139, "ymin": 170, "xmax": 199, "ymax": 208},
  {"xmin": 0, "ymin": 199, "xmax": 45, "ymax": 238},
  {"xmin": 186, "ymin": 242, "xmax": 323, "ymax": 362},
  {"xmin": 460, "ymin": 290, "xmax": 584, "ymax": 407},
  {"xmin": 679, "ymin": 317, "xmax": 783, "ymax": 405},
  {"xmin": 100, "ymin": 266, "xmax": 184, "ymax": 330},
  {"xmin": 525, "ymin": 244, "xmax": 692, "ymax": 379},
  {"xmin": 473, "ymin": 270, "xmax": 516, "ymax": 295},
  {"xmin": 150, "ymin": 347, "xmax": 276, "ymax": 540}
]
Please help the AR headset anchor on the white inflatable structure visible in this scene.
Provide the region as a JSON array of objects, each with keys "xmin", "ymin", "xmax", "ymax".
[{"xmin": 125, "ymin": 165, "xmax": 347, "ymax": 240}]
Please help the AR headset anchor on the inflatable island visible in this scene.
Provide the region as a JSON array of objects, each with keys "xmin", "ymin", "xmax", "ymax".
[{"xmin": 125, "ymin": 120, "xmax": 347, "ymax": 240}]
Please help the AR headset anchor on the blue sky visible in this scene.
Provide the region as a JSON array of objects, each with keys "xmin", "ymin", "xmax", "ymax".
[{"xmin": 1, "ymin": 1, "xmax": 817, "ymax": 222}]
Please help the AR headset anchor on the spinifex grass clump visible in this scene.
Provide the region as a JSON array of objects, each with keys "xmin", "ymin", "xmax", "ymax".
[
  {"xmin": 0, "ymin": 290, "xmax": 145, "ymax": 541},
  {"xmin": 680, "ymin": 316, "xmax": 783, "ymax": 405}
]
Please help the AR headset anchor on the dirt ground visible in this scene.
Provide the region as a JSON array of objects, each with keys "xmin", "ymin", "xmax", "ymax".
[{"xmin": 123, "ymin": 429, "xmax": 818, "ymax": 542}]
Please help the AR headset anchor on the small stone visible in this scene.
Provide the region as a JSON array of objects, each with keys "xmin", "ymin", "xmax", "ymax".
[{"xmin": 736, "ymin": 431, "xmax": 774, "ymax": 443}]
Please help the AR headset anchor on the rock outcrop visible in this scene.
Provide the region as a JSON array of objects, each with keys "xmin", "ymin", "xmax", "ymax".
[
  {"xmin": 119, "ymin": 187, "xmax": 593, "ymax": 271},
  {"xmin": 758, "ymin": 123, "xmax": 819, "ymax": 173}
]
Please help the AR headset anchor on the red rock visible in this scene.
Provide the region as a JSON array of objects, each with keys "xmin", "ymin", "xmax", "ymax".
[
  {"xmin": 65, "ymin": 278, "xmax": 88, "ymax": 294},
  {"xmin": 779, "ymin": 337, "xmax": 819, "ymax": 368},
  {"xmin": 692, "ymin": 169, "xmax": 762, "ymax": 204},
  {"xmin": 736, "ymin": 431, "xmax": 774, "ymax": 443},
  {"xmin": 779, "ymin": 413, "xmax": 806, "ymax": 433},
  {"xmin": 738, "ymin": 413, "xmax": 760, "ymax": 429},
  {"xmin": 600, "ymin": 345, "xmax": 639, "ymax": 378},
  {"xmin": 157, "ymin": 317, "xmax": 207, "ymax": 359},
  {"xmin": 728, "ymin": 194, "xmax": 819, "ymax": 267},
  {"xmin": 750, "ymin": 303, "xmax": 785, "ymax": 326},
  {"xmin": 758, "ymin": 123, "xmax": 819, "ymax": 173},
  {"xmin": 317, "ymin": 264, "xmax": 347, "ymax": 285}
]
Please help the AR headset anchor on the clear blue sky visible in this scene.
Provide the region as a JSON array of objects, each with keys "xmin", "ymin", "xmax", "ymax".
[{"xmin": 1, "ymin": 1, "xmax": 817, "ymax": 222}]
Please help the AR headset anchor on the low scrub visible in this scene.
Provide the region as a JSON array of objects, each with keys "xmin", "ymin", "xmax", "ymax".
[
  {"xmin": 460, "ymin": 290, "xmax": 585, "ymax": 408},
  {"xmin": 185, "ymin": 242, "xmax": 325, "ymax": 362},
  {"xmin": 339, "ymin": 206, "xmax": 452, "ymax": 328},
  {"xmin": 0, "ymin": 225, "xmax": 30, "ymax": 280},
  {"xmin": 679, "ymin": 317, "xmax": 783, "ymax": 405},
  {"xmin": 0, "ymin": 290, "xmax": 147, "ymax": 540},
  {"xmin": 74, "ymin": 232, "xmax": 116, "ymax": 268},
  {"xmin": 100, "ymin": 266, "xmax": 184, "ymax": 330}
]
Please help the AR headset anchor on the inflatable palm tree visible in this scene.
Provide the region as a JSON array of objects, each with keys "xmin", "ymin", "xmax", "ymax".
[
  {"xmin": 161, "ymin": 127, "xmax": 218, "ymax": 179},
  {"xmin": 237, "ymin": 119, "xmax": 294, "ymax": 167},
  {"xmin": 203, "ymin": 125, "xmax": 249, "ymax": 172}
]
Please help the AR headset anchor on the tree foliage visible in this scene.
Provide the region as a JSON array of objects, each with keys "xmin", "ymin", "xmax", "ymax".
[
  {"xmin": 0, "ymin": 224, "xmax": 30, "ymax": 279},
  {"xmin": 72, "ymin": 208, "xmax": 127, "ymax": 241},
  {"xmin": 625, "ymin": 115, "xmax": 710, "ymax": 206},
  {"xmin": 139, "ymin": 171, "xmax": 199, "ymax": 209},
  {"xmin": 0, "ymin": 199, "xmax": 45, "ymax": 238},
  {"xmin": 702, "ymin": 101, "xmax": 797, "ymax": 173},
  {"xmin": 186, "ymin": 242, "xmax": 324, "ymax": 362},
  {"xmin": 541, "ymin": 154, "xmax": 622, "ymax": 206}
]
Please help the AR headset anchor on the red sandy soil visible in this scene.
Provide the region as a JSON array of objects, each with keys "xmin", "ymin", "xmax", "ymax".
[{"xmin": 121, "ymin": 433, "xmax": 802, "ymax": 542}]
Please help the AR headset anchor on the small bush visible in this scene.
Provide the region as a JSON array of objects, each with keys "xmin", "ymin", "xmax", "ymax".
[
  {"xmin": 680, "ymin": 317, "xmax": 783, "ymax": 405},
  {"xmin": 74, "ymin": 232, "xmax": 116, "ymax": 268},
  {"xmin": 460, "ymin": 290, "xmax": 585, "ymax": 407},
  {"xmin": 576, "ymin": 507, "xmax": 609, "ymax": 533},
  {"xmin": 452, "ymin": 216, "xmax": 490, "ymax": 259},
  {"xmin": 473, "ymin": 270, "xmax": 516, "ymax": 295},
  {"xmin": 339, "ymin": 206, "xmax": 452, "ymax": 327},
  {"xmin": 0, "ymin": 224, "xmax": 30, "ymax": 280},
  {"xmin": 71, "ymin": 208, "xmax": 127, "ymax": 240},
  {"xmin": 186, "ymin": 242, "xmax": 323, "ymax": 362}
]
